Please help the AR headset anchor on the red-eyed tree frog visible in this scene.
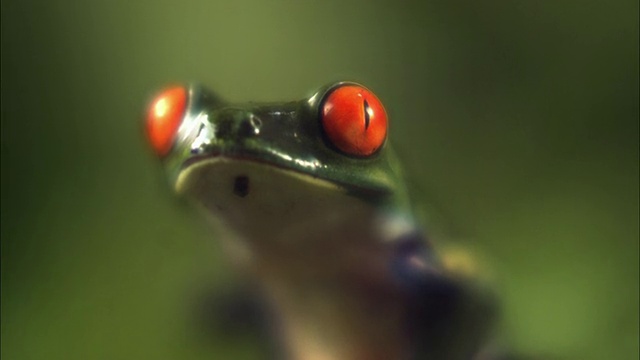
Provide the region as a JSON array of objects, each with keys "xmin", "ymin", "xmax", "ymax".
[{"xmin": 144, "ymin": 82, "xmax": 496, "ymax": 360}]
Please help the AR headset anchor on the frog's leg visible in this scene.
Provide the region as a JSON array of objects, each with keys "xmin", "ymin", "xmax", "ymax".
[{"xmin": 389, "ymin": 232, "xmax": 498, "ymax": 360}]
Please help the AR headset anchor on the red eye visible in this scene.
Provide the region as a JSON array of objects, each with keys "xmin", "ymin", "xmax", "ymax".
[
  {"xmin": 321, "ymin": 85, "xmax": 387, "ymax": 157},
  {"xmin": 146, "ymin": 86, "xmax": 187, "ymax": 156}
]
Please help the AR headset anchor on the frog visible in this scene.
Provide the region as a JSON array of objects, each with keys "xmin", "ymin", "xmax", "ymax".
[{"xmin": 144, "ymin": 82, "xmax": 497, "ymax": 360}]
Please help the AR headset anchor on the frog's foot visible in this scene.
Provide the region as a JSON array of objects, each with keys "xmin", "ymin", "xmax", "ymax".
[
  {"xmin": 439, "ymin": 244, "xmax": 495, "ymax": 282},
  {"xmin": 191, "ymin": 284, "xmax": 285, "ymax": 359}
]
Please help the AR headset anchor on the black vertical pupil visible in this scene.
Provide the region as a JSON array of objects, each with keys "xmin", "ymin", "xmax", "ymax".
[{"xmin": 363, "ymin": 99, "xmax": 371, "ymax": 129}]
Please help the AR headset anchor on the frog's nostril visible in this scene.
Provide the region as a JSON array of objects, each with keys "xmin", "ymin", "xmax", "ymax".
[
  {"xmin": 250, "ymin": 116, "xmax": 262, "ymax": 129},
  {"xmin": 238, "ymin": 115, "xmax": 262, "ymax": 137}
]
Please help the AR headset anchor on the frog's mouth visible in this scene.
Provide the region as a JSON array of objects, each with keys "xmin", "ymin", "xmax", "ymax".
[
  {"xmin": 175, "ymin": 151, "xmax": 393, "ymax": 202},
  {"xmin": 175, "ymin": 157, "xmax": 347, "ymax": 200},
  {"xmin": 174, "ymin": 157, "xmax": 385, "ymax": 242}
]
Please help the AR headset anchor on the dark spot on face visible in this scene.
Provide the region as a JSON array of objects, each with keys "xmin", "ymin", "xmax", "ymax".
[{"xmin": 233, "ymin": 176, "xmax": 250, "ymax": 197}]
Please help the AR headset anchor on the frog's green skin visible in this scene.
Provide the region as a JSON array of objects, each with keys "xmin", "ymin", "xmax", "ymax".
[{"xmin": 155, "ymin": 82, "xmax": 495, "ymax": 360}]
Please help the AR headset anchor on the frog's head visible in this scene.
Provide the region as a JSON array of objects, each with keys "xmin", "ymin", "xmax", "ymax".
[{"xmin": 144, "ymin": 82, "xmax": 412, "ymax": 243}]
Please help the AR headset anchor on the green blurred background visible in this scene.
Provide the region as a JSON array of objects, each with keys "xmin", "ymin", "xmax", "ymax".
[{"xmin": 1, "ymin": 1, "xmax": 638, "ymax": 359}]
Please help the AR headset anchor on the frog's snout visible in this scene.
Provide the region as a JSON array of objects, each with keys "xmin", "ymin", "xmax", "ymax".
[
  {"xmin": 145, "ymin": 85, "xmax": 266, "ymax": 159},
  {"xmin": 214, "ymin": 111, "xmax": 262, "ymax": 140}
]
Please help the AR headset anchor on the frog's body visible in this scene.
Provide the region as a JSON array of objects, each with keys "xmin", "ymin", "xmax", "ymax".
[{"xmin": 145, "ymin": 83, "xmax": 495, "ymax": 360}]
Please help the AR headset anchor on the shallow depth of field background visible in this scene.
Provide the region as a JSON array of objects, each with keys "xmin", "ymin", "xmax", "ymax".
[{"xmin": 2, "ymin": 1, "xmax": 638, "ymax": 359}]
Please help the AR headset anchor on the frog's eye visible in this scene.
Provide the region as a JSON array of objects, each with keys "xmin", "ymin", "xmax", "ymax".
[
  {"xmin": 320, "ymin": 84, "xmax": 387, "ymax": 157},
  {"xmin": 146, "ymin": 86, "xmax": 188, "ymax": 156}
]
